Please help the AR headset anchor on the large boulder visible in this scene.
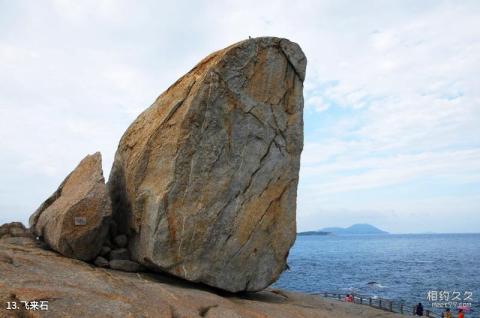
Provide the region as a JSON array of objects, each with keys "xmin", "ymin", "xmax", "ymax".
[
  {"xmin": 109, "ymin": 37, "xmax": 306, "ymax": 292},
  {"xmin": 29, "ymin": 152, "xmax": 112, "ymax": 261}
]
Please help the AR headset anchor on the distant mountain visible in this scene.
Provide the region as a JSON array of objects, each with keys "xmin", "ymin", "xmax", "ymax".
[
  {"xmin": 297, "ymin": 230, "xmax": 331, "ymax": 236},
  {"xmin": 320, "ymin": 224, "xmax": 388, "ymax": 235}
]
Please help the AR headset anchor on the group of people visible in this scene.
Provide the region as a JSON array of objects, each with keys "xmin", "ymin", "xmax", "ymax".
[
  {"xmin": 342, "ymin": 297, "xmax": 466, "ymax": 317},
  {"xmin": 415, "ymin": 303, "xmax": 464, "ymax": 318},
  {"xmin": 344, "ymin": 294, "xmax": 354, "ymax": 302},
  {"xmin": 441, "ymin": 308, "xmax": 464, "ymax": 318}
]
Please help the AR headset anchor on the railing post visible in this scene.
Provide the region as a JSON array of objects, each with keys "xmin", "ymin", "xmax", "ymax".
[
  {"xmin": 369, "ymin": 298, "xmax": 372, "ymax": 306},
  {"xmin": 426, "ymin": 310, "xmax": 430, "ymax": 317},
  {"xmin": 413, "ymin": 306, "xmax": 416, "ymax": 315},
  {"xmin": 352, "ymin": 293, "xmax": 355, "ymax": 303},
  {"xmin": 389, "ymin": 301, "xmax": 393, "ymax": 312},
  {"xmin": 338, "ymin": 294, "xmax": 341, "ymax": 300},
  {"xmin": 360, "ymin": 297, "xmax": 363, "ymax": 304},
  {"xmin": 379, "ymin": 298, "xmax": 382, "ymax": 309},
  {"xmin": 400, "ymin": 303, "xmax": 403, "ymax": 314}
]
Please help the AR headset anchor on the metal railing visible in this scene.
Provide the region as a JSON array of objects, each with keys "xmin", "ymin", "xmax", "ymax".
[{"xmin": 317, "ymin": 292, "xmax": 443, "ymax": 317}]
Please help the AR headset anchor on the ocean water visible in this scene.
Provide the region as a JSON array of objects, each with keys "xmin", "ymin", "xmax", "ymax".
[{"xmin": 273, "ymin": 234, "xmax": 480, "ymax": 317}]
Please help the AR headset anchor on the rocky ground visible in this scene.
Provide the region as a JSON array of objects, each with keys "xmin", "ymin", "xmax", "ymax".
[{"xmin": 0, "ymin": 236, "xmax": 404, "ymax": 318}]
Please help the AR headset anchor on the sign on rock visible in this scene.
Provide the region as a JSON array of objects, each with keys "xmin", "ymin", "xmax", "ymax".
[{"xmin": 74, "ymin": 217, "xmax": 87, "ymax": 226}]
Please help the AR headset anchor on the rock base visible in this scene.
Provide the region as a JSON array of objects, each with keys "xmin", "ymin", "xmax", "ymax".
[{"xmin": 0, "ymin": 236, "xmax": 405, "ymax": 318}]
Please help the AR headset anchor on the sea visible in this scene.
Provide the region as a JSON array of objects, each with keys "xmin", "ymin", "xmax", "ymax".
[{"xmin": 273, "ymin": 234, "xmax": 480, "ymax": 317}]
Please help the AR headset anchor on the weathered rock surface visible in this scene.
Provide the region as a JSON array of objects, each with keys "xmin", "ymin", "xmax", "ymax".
[
  {"xmin": 29, "ymin": 152, "xmax": 112, "ymax": 261},
  {"xmin": 0, "ymin": 237, "xmax": 404, "ymax": 318},
  {"xmin": 108, "ymin": 36, "xmax": 306, "ymax": 292}
]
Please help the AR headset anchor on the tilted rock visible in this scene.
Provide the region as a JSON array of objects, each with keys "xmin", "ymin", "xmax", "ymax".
[
  {"xmin": 29, "ymin": 152, "xmax": 112, "ymax": 261},
  {"xmin": 109, "ymin": 37, "xmax": 306, "ymax": 292}
]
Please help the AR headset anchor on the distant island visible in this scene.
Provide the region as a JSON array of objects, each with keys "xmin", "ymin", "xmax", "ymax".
[
  {"xmin": 297, "ymin": 231, "xmax": 331, "ymax": 236},
  {"xmin": 298, "ymin": 224, "xmax": 389, "ymax": 236}
]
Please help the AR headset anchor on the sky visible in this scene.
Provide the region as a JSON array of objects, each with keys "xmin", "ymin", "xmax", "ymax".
[{"xmin": 0, "ymin": 0, "xmax": 479, "ymax": 234}]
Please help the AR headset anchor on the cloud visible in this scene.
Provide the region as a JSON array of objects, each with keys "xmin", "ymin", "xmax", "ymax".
[
  {"xmin": 301, "ymin": 148, "xmax": 480, "ymax": 193},
  {"xmin": 0, "ymin": 1, "xmax": 479, "ymax": 232},
  {"xmin": 306, "ymin": 96, "xmax": 330, "ymax": 112}
]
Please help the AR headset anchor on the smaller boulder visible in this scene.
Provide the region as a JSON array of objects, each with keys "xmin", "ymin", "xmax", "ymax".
[
  {"xmin": 110, "ymin": 248, "xmax": 129, "ymax": 260},
  {"xmin": 29, "ymin": 152, "xmax": 112, "ymax": 261},
  {"xmin": 109, "ymin": 260, "xmax": 144, "ymax": 272},
  {"xmin": 113, "ymin": 234, "xmax": 128, "ymax": 248},
  {"xmin": 94, "ymin": 256, "xmax": 109, "ymax": 268}
]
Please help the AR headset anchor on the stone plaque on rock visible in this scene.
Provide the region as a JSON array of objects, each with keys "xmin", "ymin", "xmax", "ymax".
[{"xmin": 74, "ymin": 217, "xmax": 87, "ymax": 226}]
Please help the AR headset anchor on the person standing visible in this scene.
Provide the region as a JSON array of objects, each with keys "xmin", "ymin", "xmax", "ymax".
[
  {"xmin": 347, "ymin": 294, "xmax": 354, "ymax": 303},
  {"xmin": 457, "ymin": 308, "xmax": 464, "ymax": 318},
  {"xmin": 415, "ymin": 303, "xmax": 424, "ymax": 316},
  {"xmin": 442, "ymin": 308, "xmax": 451, "ymax": 318}
]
